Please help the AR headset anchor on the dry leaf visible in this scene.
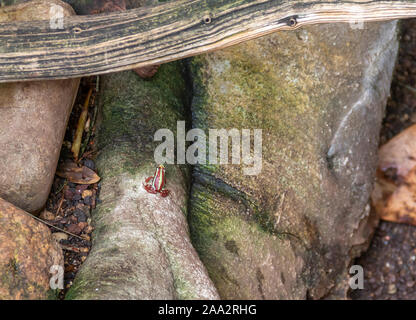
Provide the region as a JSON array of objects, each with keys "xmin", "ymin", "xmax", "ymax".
[
  {"xmin": 372, "ymin": 124, "xmax": 416, "ymax": 226},
  {"xmin": 376, "ymin": 166, "xmax": 416, "ymax": 225},
  {"xmin": 378, "ymin": 124, "xmax": 416, "ymax": 181},
  {"xmin": 56, "ymin": 161, "xmax": 100, "ymax": 185}
]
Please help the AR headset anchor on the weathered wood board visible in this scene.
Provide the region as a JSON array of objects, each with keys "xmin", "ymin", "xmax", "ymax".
[{"xmin": 1, "ymin": 0, "xmax": 416, "ymax": 82}]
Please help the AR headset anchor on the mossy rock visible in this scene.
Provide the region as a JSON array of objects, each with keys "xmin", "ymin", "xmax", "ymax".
[{"xmin": 188, "ymin": 21, "xmax": 398, "ymax": 299}]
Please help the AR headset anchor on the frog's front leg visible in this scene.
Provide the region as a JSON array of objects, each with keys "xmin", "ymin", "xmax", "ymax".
[{"xmin": 143, "ymin": 176, "xmax": 156, "ymax": 194}]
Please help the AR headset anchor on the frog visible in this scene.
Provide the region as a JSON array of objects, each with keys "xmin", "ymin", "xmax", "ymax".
[{"xmin": 143, "ymin": 164, "xmax": 170, "ymax": 197}]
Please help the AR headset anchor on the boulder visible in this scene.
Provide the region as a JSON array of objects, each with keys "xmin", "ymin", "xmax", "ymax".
[
  {"xmin": 66, "ymin": 66, "xmax": 219, "ymax": 300},
  {"xmin": 188, "ymin": 21, "xmax": 399, "ymax": 299},
  {"xmin": 0, "ymin": 197, "xmax": 63, "ymax": 300},
  {"xmin": 0, "ymin": 0, "xmax": 80, "ymax": 213}
]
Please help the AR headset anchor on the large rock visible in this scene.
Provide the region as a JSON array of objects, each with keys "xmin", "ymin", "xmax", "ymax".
[
  {"xmin": 0, "ymin": 197, "xmax": 63, "ymax": 300},
  {"xmin": 188, "ymin": 21, "xmax": 398, "ymax": 299},
  {"xmin": 66, "ymin": 66, "xmax": 219, "ymax": 300},
  {"xmin": 0, "ymin": 0, "xmax": 80, "ymax": 213}
]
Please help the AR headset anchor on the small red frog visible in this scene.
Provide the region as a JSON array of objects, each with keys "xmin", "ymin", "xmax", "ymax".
[{"xmin": 143, "ymin": 164, "xmax": 170, "ymax": 197}]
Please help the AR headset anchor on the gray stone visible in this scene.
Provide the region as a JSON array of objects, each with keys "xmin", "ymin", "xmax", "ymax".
[
  {"xmin": 188, "ymin": 21, "xmax": 398, "ymax": 299},
  {"xmin": 0, "ymin": 0, "xmax": 80, "ymax": 213}
]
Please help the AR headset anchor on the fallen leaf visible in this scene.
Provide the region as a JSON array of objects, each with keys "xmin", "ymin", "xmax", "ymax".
[
  {"xmin": 78, "ymin": 222, "xmax": 88, "ymax": 230},
  {"xmin": 84, "ymin": 225, "xmax": 94, "ymax": 234},
  {"xmin": 378, "ymin": 124, "xmax": 416, "ymax": 182},
  {"xmin": 66, "ymin": 224, "xmax": 82, "ymax": 235},
  {"xmin": 56, "ymin": 161, "xmax": 100, "ymax": 185},
  {"xmin": 372, "ymin": 124, "xmax": 416, "ymax": 226},
  {"xmin": 378, "ymin": 166, "xmax": 416, "ymax": 225}
]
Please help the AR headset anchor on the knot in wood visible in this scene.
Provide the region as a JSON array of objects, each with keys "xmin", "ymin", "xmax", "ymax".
[
  {"xmin": 203, "ymin": 14, "xmax": 212, "ymax": 24},
  {"xmin": 288, "ymin": 17, "xmax": 297, "ymax": 27}
]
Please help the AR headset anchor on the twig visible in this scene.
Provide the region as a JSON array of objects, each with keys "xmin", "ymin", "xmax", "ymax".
[
  {"xmin": 54, "ymin": 179, "xmax": 67, "ymax": 195},
  {"xmin": 60, "ymin": 244, "xmax": 80, "ymax": 253},
  {"xmin": 56, "ymin": 193, "xmax": 65, "ymax": 216},
  {"xmin": 80, "ymin": 87, "xmax": 99, "ymax": 158},
  {"xmin": 71, "ymin": 87, "xmax": 93, "ymax": 161},
  {"xmin": 20, "ymin": 210, "xmax": 86, "ymax": 240},
  {"xmin": 60, "ymin": 244, "xmax": 89, "ymax": 253}
]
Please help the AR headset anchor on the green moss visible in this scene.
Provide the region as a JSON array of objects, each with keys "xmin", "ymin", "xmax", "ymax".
[
  {"xmin": 188, "ymin": 32, "xmax": 334, "ymax": 298},
  {"xmin": 96, "ymin": 63, "xmax": 189, "ymax": 178},
  {"xmin": 68, "ymin": 59, "xmax": 194, "ymax": 299}
]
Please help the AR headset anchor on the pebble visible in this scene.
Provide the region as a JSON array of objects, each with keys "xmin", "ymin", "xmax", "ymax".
[
  {"xmin": 388, "ymin": 284, "xmax": 397, "ymax": 295},
  {"xmin": 52, "ymin": 232, "xmax": 69, "ymax": 242},
  {"xmin": 40, "ymin": 210, "xmax": 55, "ymax": 221}
]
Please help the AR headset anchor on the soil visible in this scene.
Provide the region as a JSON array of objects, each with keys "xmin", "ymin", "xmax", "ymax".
[
  {"xmin": 43, "ymin": 76, "xmax": 100, "ymax": 299},
  {"xmin": 351, "ymin": 19, "xmax": 416, "ymax": 300}
]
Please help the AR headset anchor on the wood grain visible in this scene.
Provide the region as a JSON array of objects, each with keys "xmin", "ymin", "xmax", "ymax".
[{"xmin": 1, "ymin": 0, "xmax": 416, "ymax": 82}]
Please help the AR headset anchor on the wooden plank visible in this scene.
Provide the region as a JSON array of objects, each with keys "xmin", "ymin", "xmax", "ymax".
[{"xmin": 1, "ymin": 0, "xmax": 416, "ymax": 82}]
